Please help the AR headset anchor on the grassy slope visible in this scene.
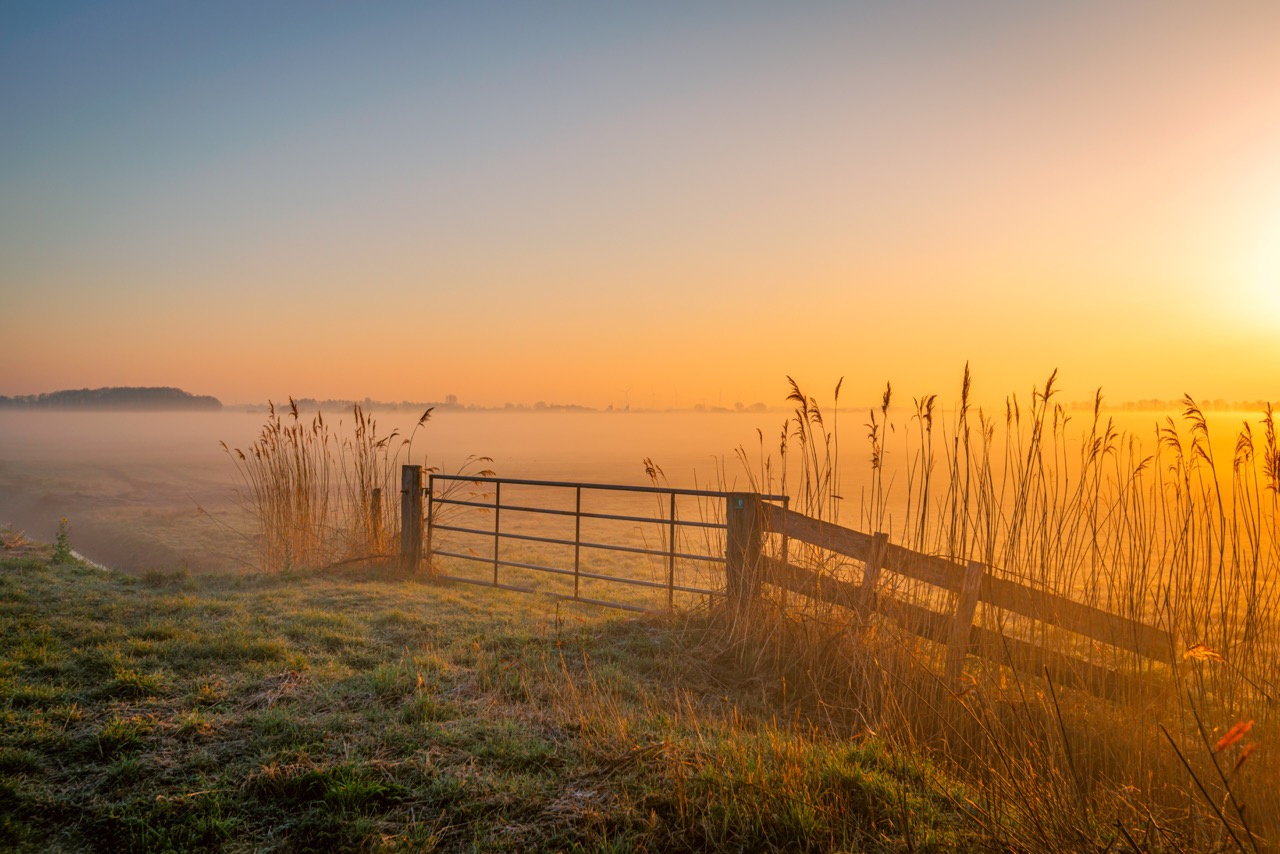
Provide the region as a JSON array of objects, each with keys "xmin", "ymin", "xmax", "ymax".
[{"xmin": 0, "ymin": 544, "xmax": 980, "ymax": 853}]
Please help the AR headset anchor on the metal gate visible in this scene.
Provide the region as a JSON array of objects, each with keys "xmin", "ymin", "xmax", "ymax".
[{"xmin": 424, "ymin": 474, "xmax": 786, "ymax": 612}]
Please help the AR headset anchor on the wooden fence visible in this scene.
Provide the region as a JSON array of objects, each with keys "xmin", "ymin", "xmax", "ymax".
[{"xmin": 736, "ymin": 498, "xmax": 1177, "ymax": 700}]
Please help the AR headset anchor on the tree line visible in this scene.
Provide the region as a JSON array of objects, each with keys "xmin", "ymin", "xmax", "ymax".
[{"xmin": 0, "ymin": 386, "xmax": 222, "ymax": 410}]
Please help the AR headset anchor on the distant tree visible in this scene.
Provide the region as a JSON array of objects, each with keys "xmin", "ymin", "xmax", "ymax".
[{"xmin": 0, "ymin": 386, "xmax": 221, "ymax": 410}]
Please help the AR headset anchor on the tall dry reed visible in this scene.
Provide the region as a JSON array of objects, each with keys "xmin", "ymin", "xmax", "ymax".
[
  {"xmin": 720, "ymin": 367, "xmax": 1278, "ymax": 850},
  {"xmin": 222, "ymin": 400, "xmax": 443, "ymax": 571}
]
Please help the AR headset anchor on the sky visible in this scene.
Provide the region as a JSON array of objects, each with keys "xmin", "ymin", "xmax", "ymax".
[{"xmin": 3, "ymin": 1, "xmax": 1280, "ymax": 410}]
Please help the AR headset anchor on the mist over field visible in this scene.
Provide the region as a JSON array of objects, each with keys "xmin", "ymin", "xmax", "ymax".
[
  {"xmin": 0, "ymin": 408, "xmax": 770, "ymax": 571},
  {"xmin": 0, "ymin": 402, "xmax": 1264, "ymax": 574}
]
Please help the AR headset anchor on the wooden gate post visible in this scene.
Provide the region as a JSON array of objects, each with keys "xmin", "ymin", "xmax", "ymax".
[
  {"xmin": 858, "ymin": 531, "xmax": 889, "ymax": 616},
  {"xmin": 400, "ymin": 465, "xmax": 423, "ymax": 574},
  {"xmin": 726, "ymin": 493, "xmax": 763, "ymax": 608}
]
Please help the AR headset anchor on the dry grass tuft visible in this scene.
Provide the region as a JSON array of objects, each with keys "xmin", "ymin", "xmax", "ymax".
[
  {"xmin": 1, "ymin": 527, "xmax": 31, "ymax": 551},
  {"xmin": 222, "ymin": 401, "xmax": 491, "ymax": 573}
]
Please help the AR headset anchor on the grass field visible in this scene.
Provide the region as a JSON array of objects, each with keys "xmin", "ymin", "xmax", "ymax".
[
  {"xmin": 1, "ymin": 534, "xmax": 981, "ymax": 852},
  {"xmin": 5, "ymin": 381, "xmax": 1278, "ymax": 852}
]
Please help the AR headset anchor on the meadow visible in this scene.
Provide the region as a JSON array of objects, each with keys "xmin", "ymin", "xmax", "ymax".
[
  {"xmin": 2, "ymin": 374, "xmax": 1278, "ymax": 851},
  {"xmin": 0, "ymin": 537, "xmax": 976, "ymax": 851}
]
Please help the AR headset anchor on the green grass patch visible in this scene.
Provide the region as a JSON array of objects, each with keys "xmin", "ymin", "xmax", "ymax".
[{"xmin": 0, "ymin": 551, "xmax": 988, "ymax": 851}]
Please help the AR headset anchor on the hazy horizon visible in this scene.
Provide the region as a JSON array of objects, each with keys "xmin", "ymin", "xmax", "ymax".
[
  {"xmin": 2, "ymin": 379, "xmax": 1278, "ymax": 416},
  {"xmin": 0, "ymin": 402, "xmax": 1263, "ymax": 573}
]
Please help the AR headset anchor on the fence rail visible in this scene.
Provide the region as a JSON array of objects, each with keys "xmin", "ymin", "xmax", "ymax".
[{"xmin": 757, "ymin": 502, "xmax": 1177, "ymax": 698}]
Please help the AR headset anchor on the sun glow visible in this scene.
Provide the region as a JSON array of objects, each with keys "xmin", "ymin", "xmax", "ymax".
[{"xmin": 1237, "ymin": 206, "xmax": 1280, "ymax": 325}]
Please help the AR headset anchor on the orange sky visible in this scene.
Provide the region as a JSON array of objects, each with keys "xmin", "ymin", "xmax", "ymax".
[{"xmin": 2, "ymin": 3, "xmax": 1279, "ymax": 410}]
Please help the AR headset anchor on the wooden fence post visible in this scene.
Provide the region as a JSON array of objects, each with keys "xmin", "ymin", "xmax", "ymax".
[
  {"xmin": 370, "ymin": 487, "xmax": 382, "ymax": 552},
  {"xmin": 400, "ymin": 465, "xmax": 423, "ymax": 574},
  {"xmin": 859, "ymin": 531, "xmax": 889, "ymax": 616},
  {"xmin": 946, "ymin": 559, "xmax": 985, "ymax": 685},
  {"xmin": 726, "ymin": 493, "xmax": 762, "ymax": 608}
]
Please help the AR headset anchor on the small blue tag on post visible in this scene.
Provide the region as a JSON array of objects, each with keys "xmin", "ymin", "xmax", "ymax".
[{"xmin": 734, "ymin": 497, "xmax": 745, "ymax": 509}]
